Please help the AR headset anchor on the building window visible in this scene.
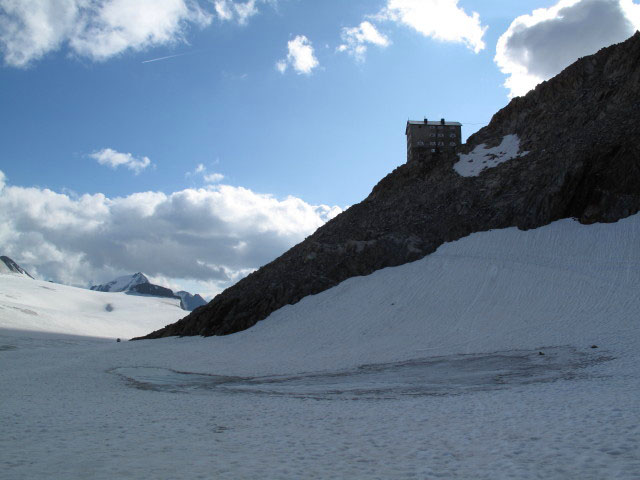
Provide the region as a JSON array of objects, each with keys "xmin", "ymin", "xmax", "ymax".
[
  {"xmin": 431, "ymin": 149, "xmax": 436, "ymax": 152},
  {"xmin": 430, "ymin": 141, "xmax": 436, "ymax": 146},
  {"xmin": 416, "ymin": 141, "xmax": 424, "ymax": 146},
  {"xmin": 449, "ymin": 142, "xmax": 456, "ymax": 146},
  {"xmin": 438, "ymin": 133, "xmax": 444, "ymax": 137},
  {"xmin": 449, "ymin": 133, "xmax": 456, "ymax": 138},
  {"xmin": 430, "ymin": 133, "xmax": 436, "ymax": 137},
  {"xmin": 438, "ymin": 141, "xmax": 444, "ymax": 146}
]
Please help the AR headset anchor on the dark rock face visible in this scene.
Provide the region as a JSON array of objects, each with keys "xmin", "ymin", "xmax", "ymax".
[
  {"xmin": 140, "ymin": 32, "xmax": 640, "ymax": 340},
  {"xmin": 128, "ymin": 283, "xmax": 179, "ymax": 300},
  {"xmin": 176, "ymin": 291, "xmax": 207, "ymax": 311}
]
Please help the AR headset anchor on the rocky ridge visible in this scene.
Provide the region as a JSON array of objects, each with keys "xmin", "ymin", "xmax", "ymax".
[
  {"xmin": 0, "ymin": 256, "xmax": 33, "ymax": 278},
  {"xmin": 140, "ymin": 32, "xmax": 640, "ymax": 339}
]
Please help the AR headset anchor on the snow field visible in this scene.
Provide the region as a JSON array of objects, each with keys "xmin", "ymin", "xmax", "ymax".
[
  {"xmin": 0, "ymin": 277, "xmax": 185, "ymax": 339},
  {"xmin": 2, "ymin": 214, "xmax": 640, "ymax": 478}
]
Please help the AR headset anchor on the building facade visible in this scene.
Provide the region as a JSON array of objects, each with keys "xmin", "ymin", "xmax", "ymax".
[{"xmin": 405, "ymin": 118, "xmax": 462, "ymax": 163}]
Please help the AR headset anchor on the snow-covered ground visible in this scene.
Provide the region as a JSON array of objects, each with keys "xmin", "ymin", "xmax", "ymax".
[
  {"xmin": 454, "ymin": 134, "xmax": 529, "ymax": 177},
  {"xmin": 2, "ymin": 215, "xmax": 640, "ymax": 479},
  {"xmin": 0, "ymin": 276, "xmax": 185, "ymax": 339}
]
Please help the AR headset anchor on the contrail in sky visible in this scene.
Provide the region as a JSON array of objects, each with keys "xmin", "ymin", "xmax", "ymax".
[{"xmin": 141, "ymin": 52, "xmax": 190, "ymax": 64}]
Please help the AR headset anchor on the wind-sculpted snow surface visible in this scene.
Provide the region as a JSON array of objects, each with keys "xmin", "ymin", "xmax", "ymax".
[
  {"xmin": 144, "ymin": 32, "xmax": 640, "ymax": 338},
  {"xmin": 2, "ymin": 216, "xmax": 640, "ymax": 479}
]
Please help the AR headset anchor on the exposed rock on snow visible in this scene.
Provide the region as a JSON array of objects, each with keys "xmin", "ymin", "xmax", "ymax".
[
  {"xmin": 453, "ymin": 134, "xmax": 529, "ymax": 177},
  {"xmin": 0, "ymin": 256, "xmax": 33, "ymax": 279},
  {"xmin": 142, "ymin": 31, "xmax": 640, "ymax": 339}
]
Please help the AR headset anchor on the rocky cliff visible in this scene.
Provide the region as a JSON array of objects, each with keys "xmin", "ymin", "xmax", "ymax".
[{"xmin": 139, "ymin": 31, "xmax": 640, "ymax": 339}]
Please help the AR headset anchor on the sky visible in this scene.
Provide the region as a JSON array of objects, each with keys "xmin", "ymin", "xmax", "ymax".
[{"xmin": 1, "ymin": 0, "xmax": 639, "ymax": 298}]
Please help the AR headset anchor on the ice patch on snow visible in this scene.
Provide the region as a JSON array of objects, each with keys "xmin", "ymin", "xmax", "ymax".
[
  {"xmin": 111, "ymin": 347, "xmax": 611, "ymax": 399},
  {"xmin": 454, "ymin": 134, "xmax": 529, "ymax": 177}
]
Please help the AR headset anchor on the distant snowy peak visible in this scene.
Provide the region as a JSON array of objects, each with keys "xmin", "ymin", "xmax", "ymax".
[
  {"xmin": 0, "ymin": 256, "xmax": 34, "ymax": 279},
  {"xmin": 90, "ymin": 273, "xmax": 205, "ymax": 311},
  {"xmin": 90, "ymin": 272, "xmax": 149, "ymax": 292}
]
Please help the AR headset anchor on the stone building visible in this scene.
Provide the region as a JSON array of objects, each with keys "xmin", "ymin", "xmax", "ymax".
[{"xmin": 405, "ymin": 118, "xmax": 462, "ymax": 163}]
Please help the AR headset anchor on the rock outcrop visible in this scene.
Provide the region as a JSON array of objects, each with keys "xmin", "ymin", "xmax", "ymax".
[
  {"xmin": 176, "ymin": 291, "xmax": 207, "ymax": 311},
  {"xmin": 139, "ymin": 32, "xmax": 640, "ymax": 339},
  {"xmin": 0, "ymin": 256, "xmax": 34, "ymax": 278}
]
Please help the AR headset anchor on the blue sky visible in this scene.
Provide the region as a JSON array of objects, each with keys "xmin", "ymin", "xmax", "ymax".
[{"xmin": 1, "ymin": 0, "xmax": 639, "ymax": 296}]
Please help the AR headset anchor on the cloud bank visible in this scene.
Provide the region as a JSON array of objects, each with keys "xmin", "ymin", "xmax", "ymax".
[
  {"xmin": 496, "ymin": 0, "xmax": 640, "ymax": 97},
  {"xmin": 0, "ymin": 171, "xmax": 342, "ymax": 296},
  {"xmin": 276, "ymin": 35, "xmax": 319, "ymax": 75}
]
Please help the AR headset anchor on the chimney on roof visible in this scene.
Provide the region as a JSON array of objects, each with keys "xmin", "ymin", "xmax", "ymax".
[
  {"xmin": 424, "ymin": 117, "xmax": 428, "ymax": 124},
  {"xmin": 441, "ymin": 118, "xmax": 445, "ymax": 125}
]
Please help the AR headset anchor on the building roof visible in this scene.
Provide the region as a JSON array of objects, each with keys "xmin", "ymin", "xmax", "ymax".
[
  {"xmin": 406, "ymin": 120, "xmax": 462, "ymax": 126},
  {"xmin": 406, "ymin": 119, "xmax": 462, "ymax": 135}
]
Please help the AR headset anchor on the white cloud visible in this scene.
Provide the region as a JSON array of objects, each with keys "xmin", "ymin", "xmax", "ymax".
[
  {"xmin": 203, "ymin": 172, "xmax": 224, "ymax": 183},
  {"xmin": 376, "ymin": 0, "xmax": 487, "ymax": 53},
  {"xmin": 0, "ymin": 170, "xmax": 342, "ymax": 297},
  {"xmin": 213, "ymin": 0, "xmax": 259, "ymax": 25},
  {"xmin": 275, "ymin": 59, "xmax": 287, "ymax": 73},
  {"xmin": 495, "ymin": 0, "xmax": 640, "ymax": 98},
  {"xmin": 338, "ymin": 21, "xmax": 390, "ymax": 60},
  {"xmin": 276, "ymin": 35, "xmax": 319, "ymax": 75},
  {"xmin": 90, "ymin": 148, "xmax": 152, "ymax": 174},
  {"xmin": 186, "ymin": 163, "xmax": 224, "ymax": 183},
  {"xmin": 0, "ymin": 0, "xmax": 212, "ymax": 67}
]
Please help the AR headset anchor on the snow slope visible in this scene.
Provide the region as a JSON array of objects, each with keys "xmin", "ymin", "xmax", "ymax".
[
  {"xmin": 0, "ymin": 276, "xmax": 185, "ymax": 339},
  {"xmin": 2, "ymin": 215, "xmax": 640, "ymax": 479}
]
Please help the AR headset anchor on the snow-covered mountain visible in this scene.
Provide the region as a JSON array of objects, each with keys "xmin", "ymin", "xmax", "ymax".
[
  {"xmin": 0, "ymin": 256, "xmax": 33, "ymax": 278},
  {"xmin": 90, "ymin": 273, "xmax": 206, "ymax": 311},
  {"xmin": 90, "ymin": 272, "xmax": 150, "ymax": 293}
]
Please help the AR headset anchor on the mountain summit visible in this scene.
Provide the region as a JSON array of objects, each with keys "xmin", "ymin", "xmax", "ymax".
[
  {"xmin": 141, "ymin": 32, "xmax": 640, "ymax": 339},
  {"xmin": 0, "ymin": 256, "xmax": 33, "ymax": 279},
  {"xmin": 90, "ymin": 272, "xmax": 149, "ymax": 293},
  {"xmin": 91, "ymin": 273, "xmax": 206, "ymax": 311}
]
